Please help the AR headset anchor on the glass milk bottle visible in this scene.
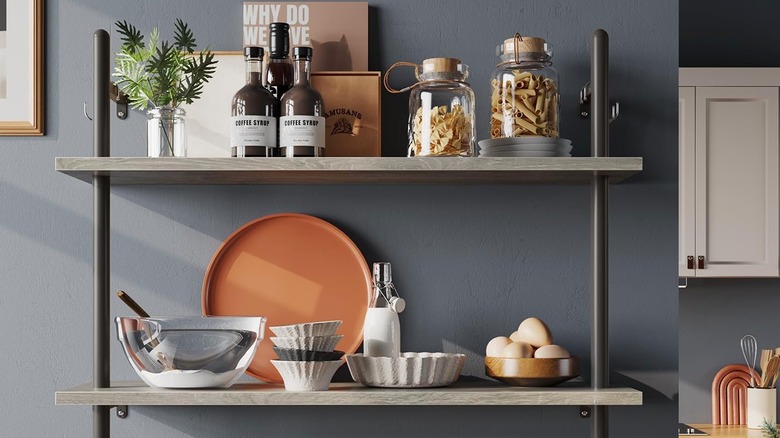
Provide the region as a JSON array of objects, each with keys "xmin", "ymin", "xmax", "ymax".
[{"xmin": 363, "ymin": 262, "xmax": 406, "ymax": 357}]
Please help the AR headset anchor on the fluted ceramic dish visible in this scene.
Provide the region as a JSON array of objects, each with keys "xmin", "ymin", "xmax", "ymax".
[
  {"xmin": 271, "ymin": 360, "xmax": 343, "ymax": 391},
  {"xmin": 269, "ymin": 320, "xmax": 343, "ymax": 337},
  {"xmin": 270, "ymin": 335, "xmax": 343, "ymax": 352},
  {"xmin": 346, "ymin": 353, "xmax": 466, "ymax": 388}
]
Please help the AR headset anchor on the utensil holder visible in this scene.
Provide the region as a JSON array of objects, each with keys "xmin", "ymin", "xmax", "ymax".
[{"xmin": 747, "ymin": 387, "xmax": 776, "ymax": 429}]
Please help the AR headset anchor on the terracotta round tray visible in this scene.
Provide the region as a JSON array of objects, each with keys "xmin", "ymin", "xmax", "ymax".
[
  {"xmin": 485, "ymin": 356, "xmax": 580, "ymax": 387},
  {"xmin": 202, "ymin": 213, "xmax": 372, "ymax": 383}
]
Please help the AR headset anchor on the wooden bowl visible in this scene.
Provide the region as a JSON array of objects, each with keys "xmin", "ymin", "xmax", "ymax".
[{"xmin": 485, "ymin": 356, "xmax": 580, "ymax": 387}]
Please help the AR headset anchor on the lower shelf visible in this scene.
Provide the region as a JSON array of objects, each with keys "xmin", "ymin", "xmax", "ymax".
[{"xmin": 56, "ymin": 381, "xmax": 642, "ymax": 406}]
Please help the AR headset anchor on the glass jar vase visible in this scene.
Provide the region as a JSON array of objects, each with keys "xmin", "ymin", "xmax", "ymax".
[
  {"xmin": 491, "ymin": 35, "xmax": 559, "ymax": 139},
  {"xmin": 385, "ymin": 58, "xmax": 476, "ymax": 157},
  {"xmin": 147, "ymin": 107, "xmax": 187, "ymax": 157}
]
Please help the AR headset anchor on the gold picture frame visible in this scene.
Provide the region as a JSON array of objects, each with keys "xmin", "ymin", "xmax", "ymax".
[{"xmin": 0, "ymin": 0, "xmax": 44, "ymax": 135}]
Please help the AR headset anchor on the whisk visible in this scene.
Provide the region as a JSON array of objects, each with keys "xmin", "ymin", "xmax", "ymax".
[{"xmin": 741, "ymin": 335, "xmax": 758, "ymax": 387}]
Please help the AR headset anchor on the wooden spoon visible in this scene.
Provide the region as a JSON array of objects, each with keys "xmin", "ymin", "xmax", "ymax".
[
  {"xmin": 761, "ymin": 350, "xmax": 772, "ymax": 375},
  {"xmin": 117, "ymin": 290, "xmax": 151, "ymax": 317},
  {"xmin": 761, "ymin": 356, "xmax": 780, "ymax": 388}
]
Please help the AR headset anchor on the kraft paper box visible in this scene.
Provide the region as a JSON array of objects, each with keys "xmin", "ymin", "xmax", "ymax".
[
  {"xmin": 242, "ymin": 2, "xmax": 368, "ymax": 71},
  {"xmin": 311, "ymin": 72, "xmax": 381, "ymax": 157},
  {"xmin": 185, "ymin": 53, "xmax": 381, "ymax": 157}
]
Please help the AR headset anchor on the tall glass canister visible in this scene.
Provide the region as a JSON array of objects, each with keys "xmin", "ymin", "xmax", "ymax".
[{"xmin": 490, "ymin": 35, "xmax": 559, "ymax": 139}]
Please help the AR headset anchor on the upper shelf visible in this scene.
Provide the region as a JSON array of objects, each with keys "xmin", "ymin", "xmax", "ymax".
[
  {"xmin": 55, "ymin": 157, "xmax": 642, "ymax": 185},
  {"xmin": 55, "ymin": 381, "xmax": 642, "ymax": 407}
]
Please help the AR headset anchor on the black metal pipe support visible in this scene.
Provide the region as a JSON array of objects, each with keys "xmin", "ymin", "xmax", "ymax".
[
  {"xmin": 93, "ymin": 29, "xmax": 111, "ymax": 438},
  {"xmin": 590, "ymin": 29, "xmax": 610, "ymax": 438}
]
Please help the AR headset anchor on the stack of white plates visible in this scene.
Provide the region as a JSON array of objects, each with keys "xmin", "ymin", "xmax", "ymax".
[{"xmin": 477, "ymin": 137, "xmax": 573, "ymax": 157}]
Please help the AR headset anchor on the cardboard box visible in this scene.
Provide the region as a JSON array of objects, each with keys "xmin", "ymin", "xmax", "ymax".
[{"xmin": 312, "ymin": 72, "xmax": 381, "ymax": 157}]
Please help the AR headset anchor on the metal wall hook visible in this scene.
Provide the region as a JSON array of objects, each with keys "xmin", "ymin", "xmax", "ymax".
[
  {"xmin": 83, "ymin": 102, "xmax": 92, "ymax": 121},
  {"xmin": 579, "ymin": 82, "xmax": 620, "ymax": 123}
]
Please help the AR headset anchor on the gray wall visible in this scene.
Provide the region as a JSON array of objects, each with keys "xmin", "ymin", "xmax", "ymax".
[
  {"xmin": 0, "ymin": 0, "xmax": 678, "ymax": 436},
  {"xmin": 679, "ymin": 280, "xmax": 780, "ymax": 423},
  {"xmin": 677, "ymin": 0, "xmax": 780, "ymax": 424}
]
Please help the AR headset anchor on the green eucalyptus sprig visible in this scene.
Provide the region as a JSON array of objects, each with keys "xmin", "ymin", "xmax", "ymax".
[
  {"xmin": 112, "ymin": 19, "xmax": 218, "ymax": 110},
  {"xmin": 762, "ymin": 419, "xmax": 780, "ymax": 438}
]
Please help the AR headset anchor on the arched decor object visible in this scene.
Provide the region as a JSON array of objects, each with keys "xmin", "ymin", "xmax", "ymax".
[{"xmin": 712, "ymin": 364, "xmax": 760, "ymax": 425}]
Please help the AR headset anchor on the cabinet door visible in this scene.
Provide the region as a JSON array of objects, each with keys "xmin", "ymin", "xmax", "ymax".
[
  {"xmin": 695, "ymin": 87, "xmax": 779, "ymax": 277},
  {"xmin": 679, "ymin": 87, "xmax": 697, "ymax": 277}
]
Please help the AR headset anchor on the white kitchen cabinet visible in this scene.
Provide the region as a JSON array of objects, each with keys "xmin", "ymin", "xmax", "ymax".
[{"xmin": 679, "ymin": 68, "xmax": 780, "ymax": 277}]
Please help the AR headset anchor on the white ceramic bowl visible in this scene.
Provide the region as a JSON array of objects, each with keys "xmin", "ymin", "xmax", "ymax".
[
  {"xmin": 270, "ymin": 335, "xmax": 343, "ymax": 352},
  {"xmin": 346, "ymin": 353, "xmax": 466, "ymax": 388},
  {"xmin": 478, "ymin": 137, "xmax": 571, "ymax": 148},
  {"xmin": 479, "ymin": 151, "xmax": 560, "ymax": 158},
  {"xmin": 271, "ymin": 360, "xmax": 343, "ymax": 391},
  {"xmin": 269, "ymin": 320, "xmax": 343, "ymax": 337},
  {"xmin": 479, "ymin": 144, "xmax": 574, "ymax": 154}
]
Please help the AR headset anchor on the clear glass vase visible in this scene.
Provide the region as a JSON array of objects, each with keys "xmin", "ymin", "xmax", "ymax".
[{"xmin": 147, "ymin": 107, "xmax": 187, "ymax": 157}]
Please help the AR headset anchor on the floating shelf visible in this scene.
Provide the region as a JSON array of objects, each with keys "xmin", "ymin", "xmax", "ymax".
[
  {"xmin": 55, "ymin": 157, "xmax": 642, "ymax": 185},
  {"xmin": 55, "ymin": 381, "xmax": 642, "ymax": 406}
]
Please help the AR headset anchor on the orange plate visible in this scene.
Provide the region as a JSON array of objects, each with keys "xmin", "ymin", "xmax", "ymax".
[{"xmin": 202, "ymin": 213, "xmax": 372, "ymax": 383}]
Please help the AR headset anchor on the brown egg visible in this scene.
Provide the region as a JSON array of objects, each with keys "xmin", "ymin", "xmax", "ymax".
[
  {"xmin": 515, "ymin": 317, "xmax": 553, "ymax": 348},
  {"xmin": 486, "ymin": 336, "xmax": 513, "ymax": 357},
  {"xmin": 534, "ymin": 344, "xmax": 570, "ymax": 359},
  {"xmin": 500, "ymin": 341, "xmax": 534, "ymax": 358},
  {"xmin": 509, "ymin": 331, "xmax": 523, "ymax": 342}
]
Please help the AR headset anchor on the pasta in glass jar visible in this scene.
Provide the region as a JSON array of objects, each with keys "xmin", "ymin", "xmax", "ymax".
[
  {"xmin": 491, "ymin": 35, "xmax": 559, "ymax": 139},
  {"xmin": 385, "ymin": 57, "xmax": 476, "ymax": 157}
]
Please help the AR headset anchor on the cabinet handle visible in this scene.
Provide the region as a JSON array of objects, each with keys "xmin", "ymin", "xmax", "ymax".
[
  {"xmin": 698, "ymin": 256, "xmax": 705, "ymax": 269},
  {"xmin": 687, "ymin": 256, "xmax": 695, "ymax": 270}
]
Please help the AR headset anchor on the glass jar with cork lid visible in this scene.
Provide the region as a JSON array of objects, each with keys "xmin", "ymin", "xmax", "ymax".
[
  {"xmin": 384, "ymin": 57, "xmax": 476, "ymax": 157},
  {"xmin": 491, "ymin": 34, "xmax": 559, "ymax": 139}
]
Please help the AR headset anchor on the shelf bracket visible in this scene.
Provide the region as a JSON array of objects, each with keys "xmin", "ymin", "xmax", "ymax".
[
  {"xmin": 579, "ymin": 82, "xmax": 619, "ymax": 123},
  {"xmin": 109, "ymin": 82, "xmax": 129, "ymax": 120},
  {"xmin": 580, "ymin": 405, "xmax": 591, "ymax": 418},
  {"xmin": 114, "ymin": 405, "xmax": 128, "ymax": 419}
]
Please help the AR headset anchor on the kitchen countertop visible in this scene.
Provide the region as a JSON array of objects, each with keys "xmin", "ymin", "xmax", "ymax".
[{"xmin": 684, "ymin": 424, "xmax": 777, "ymax": 437}]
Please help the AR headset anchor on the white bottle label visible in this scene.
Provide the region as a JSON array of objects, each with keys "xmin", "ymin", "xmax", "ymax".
[
  {"xmin": 230, "ymin": 116, "xmax": 277, "ymax": 148},
  {"xmin": 279, "ymin": 116, "xmax": 326, "ymax": 148}
]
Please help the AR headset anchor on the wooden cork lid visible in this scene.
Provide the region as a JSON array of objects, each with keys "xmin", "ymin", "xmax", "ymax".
[
  {"xmin": 422, "ymin": 57, "xmax": 462, "ymax": 74},
  {"xmin": 502, "ymin": 35, "xmax": 546, "ymax": 54}
]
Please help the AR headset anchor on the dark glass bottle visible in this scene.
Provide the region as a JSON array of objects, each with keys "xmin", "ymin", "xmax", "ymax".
[
  {"xmin": 266, "ymin": 23, "xmax": 294, "ymax": 113},
  {"xmin": 279, "ymin": 47, "xmax": 325, "ymax": 157},
  {"xmin": 231, "ymin": 47, "xmax": 277, "ymax": 157}
]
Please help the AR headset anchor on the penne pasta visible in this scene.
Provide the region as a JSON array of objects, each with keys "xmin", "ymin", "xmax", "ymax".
[
  {"xmin": 535, "ymin": 89, "xmax": 546, "ymax": 114},
  {"xmin": 515, "ymin": 117, "xmax": 541, "ymax": 134},
  {"xmin": 490, "ymin": 70, "xmax": 558, "ymax": 139}
]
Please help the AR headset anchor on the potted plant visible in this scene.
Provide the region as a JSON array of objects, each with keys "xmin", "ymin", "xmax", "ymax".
[{"xmin": 113, "ymin": 19, "xmax": 218, "ymax": 157}]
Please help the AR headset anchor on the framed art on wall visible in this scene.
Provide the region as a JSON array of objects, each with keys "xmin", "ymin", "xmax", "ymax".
[{"xmin": 0, "ymin": 0, "xmax": 44, "ymax": 135}]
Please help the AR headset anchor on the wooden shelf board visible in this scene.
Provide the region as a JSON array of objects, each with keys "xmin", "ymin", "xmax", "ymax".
[
  {"xmin": 55, "ymin": 381, "xmax": 642, "ymax": 406},
  {"xmin": 55, "ymin": 157, "xmax": 642, "ymax": 185}
]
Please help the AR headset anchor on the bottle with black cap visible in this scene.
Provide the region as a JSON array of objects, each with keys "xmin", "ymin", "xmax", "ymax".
[
  {"xmin": 230, "ymin": 46, "xmax": 277, "ymax": 157},
  {"xmin": 266, "ymin": 23, "xmax": 294, "ymax": 105},
  {"xmin": 279, "ymin": 46, "xmax": 325, "ymax": 157}
]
